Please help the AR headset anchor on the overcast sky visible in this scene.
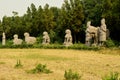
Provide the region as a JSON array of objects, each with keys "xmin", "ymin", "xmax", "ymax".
[{"xmin": 0, "ymin": 0, "xmax": 64, "ymax": 20}]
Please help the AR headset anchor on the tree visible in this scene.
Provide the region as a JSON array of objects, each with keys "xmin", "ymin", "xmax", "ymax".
[
  {"xmin": 42, "ymin": 4, "xmax": 56, "ymax": 31},
  {"xmin": 61, "ymin": 0, "xmax": 85, "ymax": 43},
  {"xmin": 50, "ymin": 7, "xmax": 62, "ymax": 43},
  {"xmin": 82, "ymin": 0, "xmax": 103, "ymax": 26},
  {"xmin": 0, "ymin": 20, "xmax": 3, "ymax": 40},
  {"xmin": 2, "ymin": 16, "xmax": 13, "ymax": 39},
  {"xmin": 102, "ymin": 0, "xmax": 120, "ymax": 41},
  {"xmin": 22, "ymin": 7, "xmax": 32, "ymax": 33}
]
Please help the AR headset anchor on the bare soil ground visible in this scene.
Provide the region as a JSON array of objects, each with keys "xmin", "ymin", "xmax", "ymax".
[{"xmin": 0, "ymin": 49, "xmax": 120, "ymax": 80}]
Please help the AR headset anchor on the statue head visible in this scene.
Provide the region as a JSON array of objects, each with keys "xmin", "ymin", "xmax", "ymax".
[
  {"xmin": 24, "ymin": 32, "xmax": 29, "ymax": 37},
  {"xmin": 101, "ymin": 18, "xmax": 105, "ymax": 25},
  {"xmin": 87, "ymin": 21, "xmax": 91, "ymax": 27},
  {"xmin": 65, "ymin": 29, "xmax": 71, "ymax": 34},
  {"xmin": 43, "ymin": 31, "xmax": 48, "ymax": 36},
  {"xmin": 2, "ymin": 32, "xmax": 5, "ymax": 36},
  {"xmin": 13, "ymin": 34, "xmax": 18, "ymax": 39}
]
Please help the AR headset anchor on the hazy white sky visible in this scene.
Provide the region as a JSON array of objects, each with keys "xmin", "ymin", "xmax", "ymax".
[{"xmin": 0, "ymin": 0, "xmax": 64, "ymax": 20}]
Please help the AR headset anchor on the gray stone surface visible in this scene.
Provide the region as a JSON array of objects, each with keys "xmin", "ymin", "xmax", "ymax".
[
  {"xmin": 85, "ymin": 21, "xmax": 99, "ymax": 46},
  {"xmin": 64, "ymin": 29, "xmax": 73, "ymax": 46},
  {"xmin": 99, "ymin": 18, "xmax": 107, "ymax": 46},
  {"xmin": 2, "ymin": 32, "xmax": 6, "ymax": 45},
  {"xmin": 42, "ymin": 31, "xmax": 50, "ymax": 45},
  {"xmin": 13, "ymin": 34, "xmax": 23, "ymax": 45},
  {"xmin": 24, "ymin": 32, "xmax": 36, "ymax": 44}
]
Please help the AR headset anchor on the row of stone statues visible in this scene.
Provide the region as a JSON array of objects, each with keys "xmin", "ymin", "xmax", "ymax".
[
  {"xmin": 1, "ymin": 18, "xmax": 108, "ymax": 47},
  {"xmin": 85, "ymin": 18, "xmax": 107, "ymax": 46},
  {"xmin": 1, "ymin": 30, "xmax": 72, "ymax": 46}
]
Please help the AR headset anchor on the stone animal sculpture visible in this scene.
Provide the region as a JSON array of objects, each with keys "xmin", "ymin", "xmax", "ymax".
[
  {"xmin": 24, "ymin": 32, "xmax": 36, "ymax": 44},
  {"xmin": 42, "ymin": 31, "xmax": 50, "ymax": 45},
  {"xmin": 13, "ymin": 34, "xmax": 23, "ymax": 45},
  {"xmin": 85, "ymin": 21, "xmax": 99, "ymax": 46},
  {"xmin": 64, "ymin": 29, "xmax": 73, "ymax": 46}
]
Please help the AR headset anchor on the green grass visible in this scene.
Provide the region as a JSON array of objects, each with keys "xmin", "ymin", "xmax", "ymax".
[
  {"xmin": 102, "ymin": 72, "xmax": 120, "ymax": 80},
  {"xmin": 27, "ymin": 63, "xmax": 53, "ymax": 74},
  {"xmin": 0, "ymin": 42, "xmax": 100, "ymax": 50}
]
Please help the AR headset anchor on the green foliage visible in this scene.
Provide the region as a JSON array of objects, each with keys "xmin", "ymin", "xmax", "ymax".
[
  {"xmin": 82, "ymin": 0, "xmax": 103, "ymax": 26},
  {"xmin": 0, "ymin": 42, "xmax": 34, "ymax": 49},
  {"xmin": 0, "ymin": 39, "xmax": 100, "ymax": 50},
  {"xmin": 27, "ymin": 63, "xmax": 52, "ymax": 74},
  {"xmin": 67, "ymin": 43, "xmax": 100, "ymax": 50},
  {"xmin": 64, "ymin": 69, "xmax": 81, "ymax": 80},
  {"xmin": 14, "ymin": 59, "xmax": 23, "ymax": 68},
  {"xmin": 61, "ymin": 0, "xmax": 85, "ymax": 42},
  {"xmin": 102, "ymin": 0, "xmax": 120, "ymax": 42},
  {"xmin": 105, "ymin": 38, "xmax": 115, "ymax": 47},
  {"xmin": 102, "ymin": 72, "xmax": 120, "ymax": 80}
]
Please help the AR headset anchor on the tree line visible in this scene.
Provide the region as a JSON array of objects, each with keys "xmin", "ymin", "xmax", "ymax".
[{"xmin": 0, "ymin": 0, "xmax": 120, "ymax": 44}]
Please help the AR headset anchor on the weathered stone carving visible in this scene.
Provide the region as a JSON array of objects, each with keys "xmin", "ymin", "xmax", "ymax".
[
  {"xmin": 13, "ymin": 34, "xmax": 23, "ymax": 45},
  {"xmin": 64, "ymin": 29, "xmax": 73, "ymax": 46},
  {"xmin": 42, "ymin": 31, "xmax": 50, "ymax": 45},
  {"xmin": 85, "ymin": 24, "xmax": 92, "ymax": 46},
  {"xmin": 2, "ymin": 32, "xmax": 6, "ymax": 45},
  {"xmin": 85, "ymin": 21, "xmax": 99, "ymax": 46},
  {"xmin": 24, "ymin": 32, "xmax": 36, "ymax": 44},
  {"xmin": 99, "ymin": 18, "xmax": 107, "ymax": 46}
]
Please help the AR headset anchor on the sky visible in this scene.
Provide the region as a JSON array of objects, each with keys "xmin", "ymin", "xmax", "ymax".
[{"xmin": 0, "ymin": 0, "xmax": 64, "ymax": 20}]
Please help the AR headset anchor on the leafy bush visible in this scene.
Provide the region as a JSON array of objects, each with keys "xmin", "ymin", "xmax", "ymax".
[
  {"xmin": 27, "ymin": 63, "xmax": 52, "ymax": 74},
  {"xmin": 102, "ymin": 72, "xmax": 120, "ymax": 80},
  {"xmin": 42, "ymin": 44, "xmax": 65, "ymax": 49},
  {"xmin": 105, "ymin": 38, "xmax": 115, "ymax": 47},
  {"xmin": 14, "ymin": 59, "xmax": 23, "ymax": 68},
  {"xmin": 0, "ymin": 40, "xmax": 100, "ymax": 50},
  {"xmin": 64, "ymin": 69, "xmax": 81, "ymax": 80}
]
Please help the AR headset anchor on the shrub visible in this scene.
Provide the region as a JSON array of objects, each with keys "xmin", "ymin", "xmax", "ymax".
[
  {"xmin": 64, "ymin": 69, "xmax": 81, "ymax": 80},
  {"xmin": 27, "ymin": 63, "xmax": 52, "ymax": 74},
  {"xmin": 105, "ymin": 38, "xmax": 115, "ymax": 47},
  {"xmin": 102, "ymin": 72, "xmax": 120, "ymax": 80},
  {"xmin": 14, "ymin": 59, "xmax": 23, "ymax": 68},
  {"xmin": 67, "ymin": 43, "xmax": 100, "ymax": 51},
  {"xmin": 0, "ymin": 40, "xmax": 100, "ymax": 50}
]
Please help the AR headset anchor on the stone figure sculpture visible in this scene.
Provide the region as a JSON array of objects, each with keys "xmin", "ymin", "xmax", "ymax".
[
  {"xmin": 24, "ymin": 32, "xmax": 36, "ymax": 44},
  {"xmin": 99, "ymin": 18, "xmax": 107, "ymax": 46},
  {"xmin": 85, "ymin": 25, "xmax": 92, "ymax": 46},
  {"xmin": 2, "ymin": 32, "xmax": 6, "ymax": 45},
  {"xmin": 42, "ymin": 31, "xmax": 50, "ymax": 45},
  {"xmin": 13, "ymin": 34, "xmax": 23, "ymax": 45},
  {"xmin": 85, "ymin": 21, "xmax": 99, "ymax": 46},
  {"xmin": 64, "ymin": 29, "xmax": 73, "ymax": 46}
]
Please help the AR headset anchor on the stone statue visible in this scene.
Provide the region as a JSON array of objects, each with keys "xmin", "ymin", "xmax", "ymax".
[
  {"xmin": 13, "ymin": 34, "xmax": 23, "ymax": 45},
  {"xmin": 24, "ymin": 32, "xmax": 36, "ymax": 44},
  {"xmin": 85, "ymin": 24, "xmax": 92, "ymax": 46},
  {"xmin": 64, "ymin": 29, "xmax": 73, "ymax": 46},
  {"xmin": 2, "ymin": 32, "xmax": 6, "ymax": 45},
  {"xmin": 85, "ymin": 21, "xmax": 99, "ymax": 46},
  {"xmin": 42, "ymin": 31, "xmax": 50, "ymax": 45},
  {"xmin": 99, "ymin": 18, "xmax": 107, "ymax": 46}
]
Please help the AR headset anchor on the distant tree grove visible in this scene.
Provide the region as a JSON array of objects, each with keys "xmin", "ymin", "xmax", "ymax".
[{"xmin": 0, "ymin": 0, "xmax": 120, "ymax": 43}]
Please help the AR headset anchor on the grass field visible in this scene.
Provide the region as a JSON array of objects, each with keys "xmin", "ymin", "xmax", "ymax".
[{"xmin": 0, "ymin": 49, "xmax": 120, "ymax": 80}]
